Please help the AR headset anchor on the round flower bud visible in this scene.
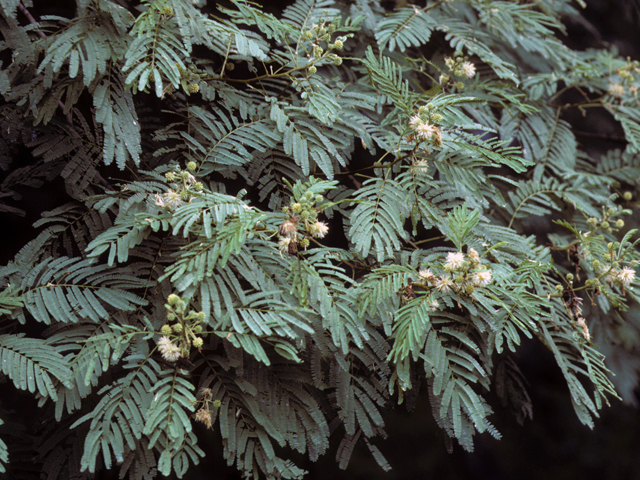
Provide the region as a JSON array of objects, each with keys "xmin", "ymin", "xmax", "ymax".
[
  {"xmin": 585, "ymin": 279, "xmax": 593, "ymax": 287},
  {"xmin": 193, "ymin": 325, "xmax": 203, "ymax": 334},
  {"xmin": 555, "ymin": 285, "xmax": 563, "ymax": 292},
  {"xmin": 333, "ymin": 39, "xmax": 344, "ymax": 49},
  {"xmin": 431, "ymin": 113, "xmax": 443, "ymax": 123},
  {"xmin": 187, "ymin": 83, "xmax": 200, "ymax": 94},
  {"xmin": 166, "ymin": 312, "xmax": 176, "ymax": 321},
  {"xmin": 465, "ymin": 284, "xmax": 475, "ymax": 295},
  {"xmin": 282, "ymin": 206, "xmax": 290, "ymax": 215},
  {"xmin": 333, "ymin": 56, "xmax": 343, "ymax": 66},
  {"xmin": 291, "ymin": 203, "xmax": 303, "ymax": 214},
  {"xmin": 172, "ymin": 323, "xmax": 184, "ymax": 334},
  {"xmin": 454, "ymin": 275, "xmax": 464, "ymax": 283},
  {"xmin": 196, "ymin": 312, "xmax": 206, "ymax": 321},
  {"xmin": 304, "ymin": 31, "xmax": 313, "ymax": 39},
  {"xmin": 601, "ymin": 221, "xmax": 610, "ymax": 229},
  {"xmin": 616, "ymin": 219, "xmax": 625, "ymax": 228},
  {"xmin": 193, "ymin": 182, "xmax": 203, "ymax": 191},
  {"xmin": 165, "ymin": 172, "xmax": 176, "ymax": 182},
  {"xmin": 315, "ymin": 195, "xmax": 323, "ymax": 204},
  {"xmin": 180, "ymin": 190, "xmax": 191, "ymax": 201},
  {"xmin": 607, "ymin": 242, "xmax": 614, "ymax": 250},
  {"xmin": 161, "ymin": 325, "xmax": 173, "ymax": 335},
  {"xmin": 612, "ymin": 261, "xmax": 620, "ymax": 269},
  {"xmin": 192, "ymin": 337, "xmax": 204, "ymax": 348},
  {"xmin": 603, "ymin": 253, "xmax": 612, "ymax": 262},
  {"xmin": 308, "ymin": 65, "xmax": 317, "ymax": 75},
  {"xmin": 300, "ymin": 238, "xmax": 310, "ymax": 248},
  {"xmin": 623, "ymin": 191, "xmax": 633, "ymax": 201},
  {"xmin": 168, "ymin": 294, "xmax": 180, "ymax": 305},
  {"xmin": 607, "ymin": 207, "xmax": 616, "ymax": 215},
  {"xmin": 187, "ymin": 161, "xmax": 197, "ymax": 171},
  {"xmin": 305, "ymin": 191, "xmax": 314, "ymax": 200},
  {"xmin": 566, "ymin": 273, "xmax": 574, "ymax": 281},
  {"xmin": 213, "ymin": 399, "xmax": 222, "ymax": 408}
]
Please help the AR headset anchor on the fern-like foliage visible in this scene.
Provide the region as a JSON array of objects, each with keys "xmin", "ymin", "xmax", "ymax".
[{"xmin": 1, "ymin": 0, "xmax": 640, "ymax": 478}]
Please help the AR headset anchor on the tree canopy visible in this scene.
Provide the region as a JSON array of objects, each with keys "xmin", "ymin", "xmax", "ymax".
[{"xmin": 1, "ymin": 0, "xmax": 640, "ymax": 479}]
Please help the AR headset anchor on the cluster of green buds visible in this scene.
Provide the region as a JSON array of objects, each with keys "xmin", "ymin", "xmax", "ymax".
[
  {"xmin": 154, "ymin": 163, "xmax": 203, "ymax": 210},
  {"xmin": 303, "ymin": 18, "xmax": 350, "ymax": 73},
  {"xmin": 586, "ymin": 241, "xmax": 637, "ymax": 290},
  {"xmin": 178, "ymin": 64, "xmax": 202, "ymax": 95},
  {"xmin": 194, "ymin": 387, "xmax": 222, "ymax": 429},
  {"xmin": 156, "ymin": 294, "xmax": 207, "ymax": 362},
  {"xmin": 439, "ymin": 55, "xmax": 476, "ymax": 87},
  {"xmin": 416, "ymin": 248, "xmax": 492, "ymax": 298},
  {"xmin": 585, "ymin": 204, "xmax": 630, "ymax": 234},
  {"xmin": 408, "ymin": 103, "xmax": 443, "ymax": 147},
  {"xmin": 608, "ymin": 59, "xmax": 640, "ymax": 99},
  {"xmin": 279, "ymin": 190, "xmax": 329, "ymax": 255}
]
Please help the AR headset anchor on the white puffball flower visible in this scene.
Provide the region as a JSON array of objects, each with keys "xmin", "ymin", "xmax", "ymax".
[
  {"xmin": 435, "ymin": 275, "xmax": 453, "ymax": 293},
  {"xmin": 618, "ymin": 267, "xmax": 635, "ymax": 286},
  {"xmin": 157, "ymin": 336, "xmax": 181, "ymax": 362},
  {"xmin": 608, "ymin": 82, "xmax": 625, "ymax": 98},
  {"xmin": 444, "ymin": 251, "xmax": 465, "ymax": 271},
  {"xmin": 460, "ymin": 61, "xmax": 476, "ymax": 78},
  {"xmin": 309, "ymin": 221, "xmax": 329, "ymax": 239},
  {"xmin": 472, "ymin": 270, "xmax": 492, "ymax": 287}
]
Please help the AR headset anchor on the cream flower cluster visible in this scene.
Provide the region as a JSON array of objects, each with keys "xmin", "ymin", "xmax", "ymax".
[
  {"xmin": 444, "ymin": 56, "xmax": 476, "ymax": 79},
  {"xmin": 154, "ymin": 163, "xmax": 203, "ymax": 211},
  {"xmin": 408, "ymin": 102, "xmax": 444, "ymax": 148},
  {"xmin": 417, "ymin": 248, "xmax": 492, "ymax": 298},
  {"xmin": 156, "ymin": 293, "xmax": 207, "ymax": 363},
  {"xmin": 278, "ymin": 189, "xmax": 329, "ymax": 255}
]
